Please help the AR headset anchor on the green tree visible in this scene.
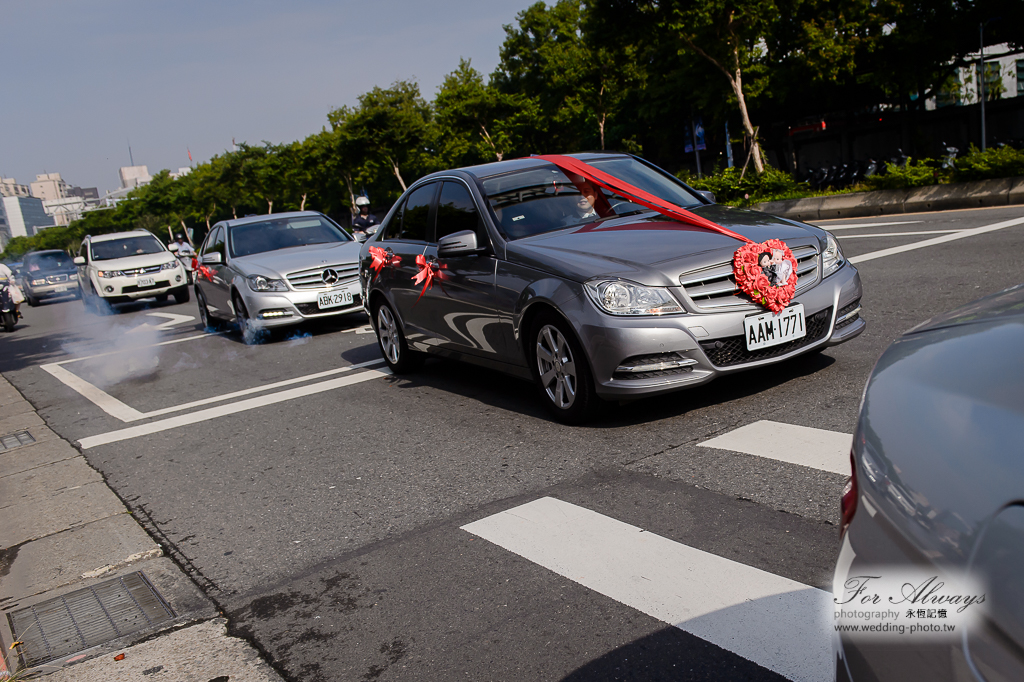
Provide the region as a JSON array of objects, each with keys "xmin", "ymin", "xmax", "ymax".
[
  {"xmin": 434, "ymin": 59, "xmax": 541, "ymax": 164},
  {"xmin": 329, "ymin": 80, "xmax": 433, "ymax": 192}
]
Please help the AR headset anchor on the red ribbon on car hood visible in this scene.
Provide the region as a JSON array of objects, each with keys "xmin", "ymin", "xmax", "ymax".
[{"xmin": 533, "ymin": 154, "xmax": 753, "ymax": 244}]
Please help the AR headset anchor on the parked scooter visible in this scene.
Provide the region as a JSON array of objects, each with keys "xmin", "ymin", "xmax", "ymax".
[{"xmin": 1, "ymin": 281, "xmax": 18, "ymax": 332}]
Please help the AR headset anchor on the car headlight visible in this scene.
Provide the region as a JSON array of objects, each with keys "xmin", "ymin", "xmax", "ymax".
[
  {"xmin": 247, "ymin": 275, "xmax": 288, "ymax": 292},
  {"xmin": 822, "ymin": 232, "xmax": 845, "ymax": 277},
  {"xmin": 31, "ymin": 279, "xmax": 46, "ymax": 285},
  {"xmin": 97, "ymin": 270, "xmax": 125, "ymax": 278},
  {"xmin": 160, "ymin": 261, "xmax": 179, "ymax": 271},
  {"xmin": 585, "ymin": 279, "xmax": 683, "ymax": 316},
  {"xmin": 69, "ymin": 273, "xmax": 77, "ymax": 280}
]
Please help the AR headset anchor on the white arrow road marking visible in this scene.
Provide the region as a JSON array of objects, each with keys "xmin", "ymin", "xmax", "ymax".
[
  {"xmin": 698, "ymin": 420, "xmax": 852, "ymax": 475},
  {"xmin": 126, "ymin": 312, "xmax": 196, "ymax": 333},
  {"xmin": 463, "ymin": 497, "xmax": 833, "ymax": 682}
]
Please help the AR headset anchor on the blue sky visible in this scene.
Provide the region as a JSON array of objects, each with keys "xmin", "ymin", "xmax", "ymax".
[{"xmin": 0, "ymin": 0, "xmax": 533, "ymax": 194}]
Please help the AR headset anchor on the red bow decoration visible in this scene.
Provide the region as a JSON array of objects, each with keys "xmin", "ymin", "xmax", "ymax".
[
  {"xmin": 531, "ymin": 154, "xmax": 800, "ymax": 313},
  {"xmin": 412, "ymin": 254, "xmax": 445, "ymax": 302},
  {"xmin": 368, "ymin": 245, "xmax": 401, "ymax": 280}
]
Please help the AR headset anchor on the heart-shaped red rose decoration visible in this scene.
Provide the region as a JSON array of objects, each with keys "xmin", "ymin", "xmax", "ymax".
[{"xmin": 732, "ymin": 239, "xmax": 798, "ymax": 314}]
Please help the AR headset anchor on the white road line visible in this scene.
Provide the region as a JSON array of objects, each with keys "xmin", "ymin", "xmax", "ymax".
[
  {"xmin": 78, "ymin": 367, "xmax": 392, "ymax": 449},
  {"xmin": 849, "ymin": 215, "xmax": 1024, "ymax": 264},
  {"xmin": 39, "ymin": 364, "xmax": 146, "ymax": 422},
  {"xmin": 55, "ymin": 332, "xmax": 218, "ymax": 366},
  {"xmin": 837, "ymin": 229, "xmax": 961, "ymax": 239},
  {"xmin": 698, "ymin": 420, "xmax": 851, "ymax": 475},
  {"xmin": 139, "ymin": 358, "xmax": 386, "ymax": 418},
  {"xmin": 463, "ymin": 497, "xmax": 832, "ymax": 682},
  {"xmin": 818, "ymin": 220, "xmax": 922, "ymax": 230}
]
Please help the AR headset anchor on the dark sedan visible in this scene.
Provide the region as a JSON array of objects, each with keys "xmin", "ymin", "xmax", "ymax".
[
  {"xmin": 835, "ymin": 284, "xmax": 1024, "ymax": 681},
  {"xmin": 19, "ymin": 250, "xmax": 80, "ymax": 306},
  {"xmin": 359, "ymin": 152, "xmax": 864, "ymax": 423}
]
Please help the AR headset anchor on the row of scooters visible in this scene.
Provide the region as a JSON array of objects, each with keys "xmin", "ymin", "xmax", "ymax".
[{"xmin": 799, "ymin": 149, "xmax": 917, "ymax": 190}]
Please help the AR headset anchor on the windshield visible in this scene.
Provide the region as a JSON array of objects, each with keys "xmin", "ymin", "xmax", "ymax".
[
  {"xmin": 229, "ymin": 216, "xmax": 351, "ymax": 258},
  {"xmin": 481, "ymin": 156, "xmax": 702, "ymax": 240},
  {"xmin": 91, "ymin": 236, "xmax": 165, "ymax": 261},
  {"xmin": 25, "ymin": 252, "xmax": 74, "ymax": 271}
]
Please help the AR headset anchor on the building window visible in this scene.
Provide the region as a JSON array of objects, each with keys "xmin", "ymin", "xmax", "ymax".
[{"xmin": 1018, "ymin": 60, "xmax": 1024, "ymax": 96}]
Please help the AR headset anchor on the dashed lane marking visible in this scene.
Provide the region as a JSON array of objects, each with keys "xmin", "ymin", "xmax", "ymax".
[
  {"xmin": 836, "ymin": 229, "xmax": 960, "ymax": 239},
  {"xmin": 698, "ymin": 420, "xmax": 852, "ymax": 475},
  {"xmin": 463, "ymin": 497, "xmax": 833, "ymax": 682},
  {"xmin": 818, "ymin": 220, "xmax": 923, "ymax": 230}
]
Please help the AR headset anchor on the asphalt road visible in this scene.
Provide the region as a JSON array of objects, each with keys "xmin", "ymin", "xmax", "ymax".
[{"xmin": 3, "ymin": 204, "xmax": 1023, "ymax": 681}]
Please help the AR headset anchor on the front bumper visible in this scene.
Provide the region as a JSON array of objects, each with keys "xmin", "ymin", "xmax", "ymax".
[
  {"xmin": 24, "ymin": 276, "xmax": 79, "ymax": 299},
  {"xmin": 571, "ymin": 262, "xmax": 864, "ymax": 399},
  {"xmin": 237, "ymin": 280, "xmax": 364, "ymax": 329},
  {"xmin": 95, "ymin": 264, "xmax": 187, "ymax": 300}
]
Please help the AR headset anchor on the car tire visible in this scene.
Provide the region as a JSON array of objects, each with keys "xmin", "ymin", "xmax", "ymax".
[
  {"xmin": 173, "ymin": 287, "xmax": 190, "ymax": 304},
  {"xmin": 531, "ymin": 311, "xmax": 601, "ymax": 425},
  {"xmin": 373, "ymin": 299, "xmax": 422, "ymax": 374},
  {"xmin": 155, "ymin": 294, "xmax": 169, "ymax": 302},
  {"xmin": 233, "ymin": 292, "xmax": 260, "ymax": 344},
  {"xmin": 196, "ymin": 288, "xmax": 220, "ymax": 330},
  {"xmin": 26, "ymin": 296, "xmax": 38, "ymax": 307}
]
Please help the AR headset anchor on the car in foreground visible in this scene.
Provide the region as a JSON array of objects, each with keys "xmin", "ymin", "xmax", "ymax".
[
  {"xmin": 75, "ymin": 231, "xmax": 189, "ymax": 313},
  {"xmin": 19, "ymin": 250, "xmax": 80, "ymax": 305},
  {"xmin": 834, "ymin": 284, "xmax": 1024, "ymax": 682},
  {"xmin": 359, "ymin": 152, "xmax": 864, "ymax": 423},
  {"xmin": 194, "ymin": 211, "xmax": 362, "ymax": 339}
]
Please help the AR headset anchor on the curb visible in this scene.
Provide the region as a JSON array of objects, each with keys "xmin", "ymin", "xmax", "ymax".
[
  {"xmin": 752, "ymin": 176, "xmax": 1024, "ymax": 221},
  {"xmin": 0, "ymin": 375, "xmax": 284, "ymax": 681}
]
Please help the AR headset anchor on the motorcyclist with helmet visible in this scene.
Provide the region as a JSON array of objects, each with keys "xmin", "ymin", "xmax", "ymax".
[{"xmin": 351, "ymin": 196, "xmax": 377, "ymax": 241}]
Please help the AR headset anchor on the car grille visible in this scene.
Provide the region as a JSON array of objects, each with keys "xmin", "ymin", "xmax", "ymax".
[
  {"xmin": 295, "ymin": 295, "xmax": 362, "ymax": 316},
  {"xmin": 121, "ymin": 265, "xmax": 162, "ymax": 277},
  {"xmin": 287, "ymin": 264, "xmax": 360, "ymax": 290},
  {"xmin": 699, "ymin": 306, "xmax": 833, "ymax": 367},
  {"xmin": 122, "ymin": 280, "xmax": 170, "ymax": 293},
  {"xmin": 678, "ymin": 244, "xmax": 820, "ymax": 310},
  {"xmin": 45, "ymin": 274, "xmax": 71, "ymax": 284},
  {"xmin": 834, "ymin": 299, "xmax": 862, "ymax": 330}
]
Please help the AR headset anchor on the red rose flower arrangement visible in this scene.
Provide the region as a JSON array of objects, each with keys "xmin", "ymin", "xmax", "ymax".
[{"xmin": 732, "ymin": 239, "xmax": 798, "ymax": 314}]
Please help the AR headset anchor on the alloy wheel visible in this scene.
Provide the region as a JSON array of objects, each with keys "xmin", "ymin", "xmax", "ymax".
[
  {"xmin": 535, "ymin": 324, "xmax": 577, "ymax": 410},
  {"xmin": 377, "ymin": 304, "xmax": 400, "ymax": 365}
]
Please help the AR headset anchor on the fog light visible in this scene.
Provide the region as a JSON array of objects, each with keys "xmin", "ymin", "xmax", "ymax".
[
  {"xmin": 258, "ymin": 309, "xmax": 293, "ymax": 319},
  {"xmin": 104, "ymin": 286, "xmax": 114, "ymax": 293},
  {"xmin": 175, "ymin": 275, "xmax": 182, "ymax": 282}
]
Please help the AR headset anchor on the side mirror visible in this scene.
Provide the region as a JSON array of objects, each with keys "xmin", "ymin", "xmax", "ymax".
[
  {"xmin": 698, "ymin": 190, "xmax": 716, "ymax": 204},
  {"xmin": 168, "ymin": 243, "xmax": 179, "ymax": 252},
  {"xmin": 366, "ymin": 225, "xmax": 380, "ymax": 235},
  {"xmin": 354, "ymin": 232, "xmax": 368, "ymax": 243},
  {"xmin": 73, "ymin": 256, "xmax": 85, "ymax": 265},
  {"xmin": 437, "ymin": 230, "xmax": 480, "ymax": 257},
  {"xmin": 201, "ymin": 252, "xmax": 223, "ymax": 265}
]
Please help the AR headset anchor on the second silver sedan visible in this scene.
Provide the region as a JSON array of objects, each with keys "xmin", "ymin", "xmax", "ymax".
[{"xmin": 195, "ymin": 212, "xmax": 362, "ymax": 340}]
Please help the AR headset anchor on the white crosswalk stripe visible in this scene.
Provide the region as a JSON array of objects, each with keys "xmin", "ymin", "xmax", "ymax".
[
  {"xmin": 463, "ymin": 497, "xmax": 833, "ymax": 682},
  {"xmin": 698, "ymin": 420, "xmax": 852, "ymax": 475}
]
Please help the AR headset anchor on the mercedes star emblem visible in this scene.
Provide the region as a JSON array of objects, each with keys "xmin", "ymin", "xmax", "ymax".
[{"xmin": 322, "ymin": 268, "xmax": 339, "ymax": 285}]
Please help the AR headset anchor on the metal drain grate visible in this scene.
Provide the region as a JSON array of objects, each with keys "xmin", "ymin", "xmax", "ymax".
[
  {"xmin": 0, "ymin": 431, "xmax": 35, "ymax": 452},
  {"xmin": 7, "ymin": 572, "xmax": 175, "ymax": 667}
]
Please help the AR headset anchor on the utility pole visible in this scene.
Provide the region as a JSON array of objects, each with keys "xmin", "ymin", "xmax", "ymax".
[{"xmin": 979, "ymin": 22, "xmax": 986, "ymax": 151}]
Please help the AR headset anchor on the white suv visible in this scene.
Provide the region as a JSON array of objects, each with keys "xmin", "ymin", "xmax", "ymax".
[{"xmin": 75, "ymin": 231, "xmax": 190, "ymax": 312}]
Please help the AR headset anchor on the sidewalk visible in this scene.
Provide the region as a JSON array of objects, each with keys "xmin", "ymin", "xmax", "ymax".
[
  {"xmin": 0, "ymin": 376, "xmax": 283, "ymax": 681},
  {"xmin": 752, "ymin": 176, "xmax": 1024, "ymax": 221}
]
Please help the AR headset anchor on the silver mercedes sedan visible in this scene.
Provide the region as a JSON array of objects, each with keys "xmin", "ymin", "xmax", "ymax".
[
  {"xmin": 195, "ymin": 212, "xmax": 362, "ymax": 340},
  {"xmin": 359, "ymin": 152, "xmax": 865, "ymax": 423}
]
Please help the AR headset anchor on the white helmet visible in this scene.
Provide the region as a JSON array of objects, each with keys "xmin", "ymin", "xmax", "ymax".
[{"xmin": 355, "ymin": 196, "xmax": 370, "ymax": 207}]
